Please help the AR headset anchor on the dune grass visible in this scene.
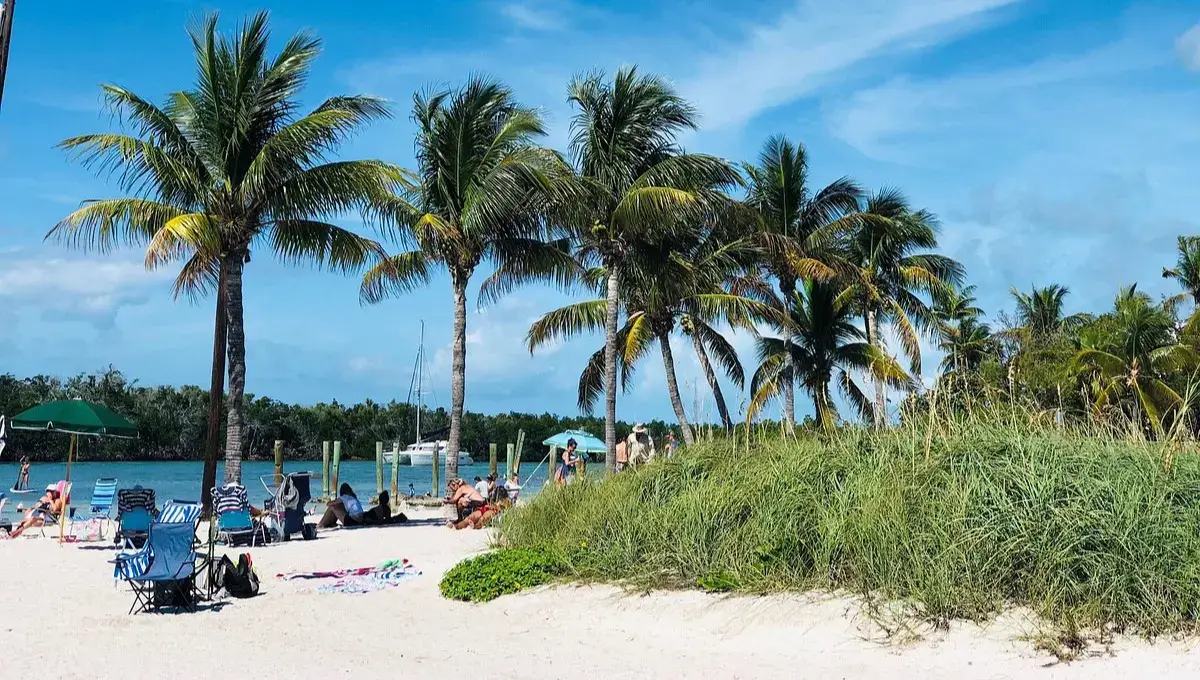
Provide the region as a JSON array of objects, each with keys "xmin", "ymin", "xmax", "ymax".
[{"xmin": 497, "ymin": 420, "xmax": 1200, "ymax": 637}]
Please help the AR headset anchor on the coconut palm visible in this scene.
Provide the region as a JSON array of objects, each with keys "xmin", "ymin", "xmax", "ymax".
[
  {"xmin": 938, "ymin": 318, "xmax": 994, "ymax": 374},
  {"xmin": 49, "ymin": 12, "xmax": 399, "ymax": 485},
  {"xmin": 843, "ymin": 188, "xmax": 964, "ymax": 426},
  {"xmin": 1010, "ymin": 284, "xmax": 1092, "ymax": 342},
  {"xmin": 1162, "ymin": 235, "xmax": 1200, "ymax": 305},
  {"xmin": 1074, "ymin": 285, "xmax": 1198, "ymax": 434},
  {"xmin": 749, "ymin": 280, "xmax": 911, "ymax": 429},
  {"xmin": 562, "ymin": 66, "xmax": 740, "ymax": 470},
  {"xmin": 742, "ymin": 135, "xmax": 862, "ymax": 432},
  {"xmin": 360, "ymin": 76, "xmax": 573, "ymax": 480},
  {"xmin": 528, "ymin": 225, "xmax": 765, "ymax": 442}
]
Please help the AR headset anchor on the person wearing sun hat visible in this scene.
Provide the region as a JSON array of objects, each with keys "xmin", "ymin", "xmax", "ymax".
[{"xmin": 626, "ymin": 424, "xmax": 656, "ymax": 468}]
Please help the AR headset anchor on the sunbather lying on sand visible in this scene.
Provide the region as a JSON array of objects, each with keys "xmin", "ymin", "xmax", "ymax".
[{"xmin": 318, "ymin": 484, "xmax": 406, "ymax": 528}]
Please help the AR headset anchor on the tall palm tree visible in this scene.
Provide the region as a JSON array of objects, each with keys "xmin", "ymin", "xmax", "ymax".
[
  {"xmin": 1010, "ymin": 284, "xmax": 1092, "ymax": 342},
  {"xmin": 528, "ymin": 226, "xmax": 764, "ymax": 442},
  {"xmin": 1074, "ymin": 285, "xmax": 1198, "ymax": 434},
  {"xmin": 742, "ymin": 135, "xmax": 862, "ymax": 432},
  {"xmin": 749, "ymin": 280, "xmax": 910, "ymax": 429},
  {"xmin": 1162, "ymin": 235, "xmax": 1200, "ymax": 305},
  {"xmin": 564, "ymin": 66, "xmax": 739, "ymax": 470},
  {"xmin": 844, "ymin": 188, "xmax": 964, "ymax": 426},
  {"xmin": 934, "ymin": 284, "xmax": 987, "ymax": 377},
  {"xmin": 49, "ymin": 12, "xmax": 399, "ymax": 484},
  {"xmin": 360, "ymin": 77, "xmax": 573, "ymax": 480}
]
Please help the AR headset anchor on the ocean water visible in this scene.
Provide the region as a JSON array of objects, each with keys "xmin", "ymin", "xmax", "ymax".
[{"xmin": 0, "ymin": 458, "xmax": 559, "ymax": 519}]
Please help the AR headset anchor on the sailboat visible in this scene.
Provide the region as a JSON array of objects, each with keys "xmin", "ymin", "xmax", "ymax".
[{"xmin": 383, "ymin": 321, "xmax": 474, "ymax": 467}]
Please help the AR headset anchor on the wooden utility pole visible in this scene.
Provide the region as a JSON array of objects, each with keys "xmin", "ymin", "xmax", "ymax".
[{"xmin": 0, "ymin": 0, "xmax": 16, "ymax": 111}]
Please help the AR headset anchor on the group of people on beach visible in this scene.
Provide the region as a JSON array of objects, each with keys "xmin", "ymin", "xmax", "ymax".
[
  {"xmin": 3, "ymin": 481, "xmax": 67, "ymax": 538},
  {"xmin": 444, "ymin": 474, "xmax": 517, "ymax": 530},
  {"xmin": 554, "ymin": 424, "xmax": 674, "ymax": 483},
  {"xmin": 317, "ymin": 483, "xmax": 408, "ymax": 528}
]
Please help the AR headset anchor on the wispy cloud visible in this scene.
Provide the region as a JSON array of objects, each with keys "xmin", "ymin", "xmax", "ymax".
[
  {"xmin": 1177, "ymin": 22, "xmax": 1200, "ymax": 71},
  {"xmin": 499, "ymin": 1, "xmax": 568, "ymax": 31},
  {"xmin": 0, "ymin": 255, "xmax": 167, "ymax": 329},
  {"xmin": 680, "ymin": 0, "xmax": 1027, "ymax": 131}
]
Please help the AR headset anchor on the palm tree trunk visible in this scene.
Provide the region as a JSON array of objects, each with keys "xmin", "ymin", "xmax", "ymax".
[
  {"xmin": 223, "ymin": 252, "xmax": 247, "ymax": 484},
  {"xmin": 659, "ymin": 332, "xmax": 696, "ymax": 446},
  {"xmin": 604, "ymin": 266, "xmax": 619, "ymax": 473},
  {"xmin": 778, "ymin": 279, "xmax": 796, "ymax": 435},
  {"xmin": 446, "ymin": 271, "xmax": 468, "ymax": 481},
  {"xmin": 690, "ymin": 330, "xmax": 732, "ymax": 433},
  {"xmin": 866, "ymin": 308, "xmax": 886, "ymax": 428},
  {"xmin": 201, "ymin": 263, "xmax": 227, "ymax": 514}
]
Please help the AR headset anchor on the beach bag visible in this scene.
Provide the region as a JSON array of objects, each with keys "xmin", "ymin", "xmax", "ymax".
[{"xmin": 218, "ymin": 553, "xmax": 260, "ymax": 598}]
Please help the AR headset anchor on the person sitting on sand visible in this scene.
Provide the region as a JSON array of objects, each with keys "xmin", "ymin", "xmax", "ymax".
[
  {"xmin": 444, "ymin": 479, "xmax": 485, "ymax": 522},
  {"xmin": 447, "ymin": 497, "xmax": 512, "ymax": 530},
  {"xmin": 9, "ymin": 484, "xmax": 66, "ymax": 538},
  {"xmin": 317, "ymin": 483, "xmax": 396, "ymax": 528},
  {"xmin": 473, "ymin": 476, "xmax": 489, "ymax": 499}
]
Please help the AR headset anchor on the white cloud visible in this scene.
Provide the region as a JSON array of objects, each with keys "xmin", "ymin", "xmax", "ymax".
[
  {"xmin": 825, "ymin": 33, "xmax": 1177, "ymax": 163},
  {"xmin": 681, "ymin": 0, "xmax": 1026, "ymax": 131},
  {"xmin": 500, "ymin": 1, "xmax": 567, "ymax": 31},
  {"xmin": 1177, "ymin": 22, "xmax": 1200, "ymax": 71}
]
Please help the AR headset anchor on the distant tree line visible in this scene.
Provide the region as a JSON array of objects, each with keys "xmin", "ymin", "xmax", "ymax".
[{"xmin": 0, "ymin": 368, "xmax": 672, "ymax": 463}]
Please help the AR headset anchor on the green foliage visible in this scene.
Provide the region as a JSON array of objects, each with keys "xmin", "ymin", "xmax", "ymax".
[
  {"xmin": 439, "ymin": 547, "xmax": 564, "ymax": 602},
  {"xmin": 500, "ymin": 421, "xmax": 1200, "ymax": 635}
]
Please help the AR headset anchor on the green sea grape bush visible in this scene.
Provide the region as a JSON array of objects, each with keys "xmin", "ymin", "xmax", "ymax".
[
  {"xmin": 439, "ymin": 547, "xmax": 564, "ymax": 602},
  {"xmin": 497, "ymin": 420, "xmax": 1200, "ymax": 636}
]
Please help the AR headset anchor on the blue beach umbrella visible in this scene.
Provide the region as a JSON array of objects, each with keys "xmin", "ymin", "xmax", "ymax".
[{"xmin": 542, "ymin": 429, "xmax": 606, "ymax": 453}]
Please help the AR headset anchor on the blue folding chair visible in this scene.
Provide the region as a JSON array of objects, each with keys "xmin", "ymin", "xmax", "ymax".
[
  {"xmin": 113, "ymin": 521, "xmax": 199, "ymax": 614},
  {"xmin": 70, "ymin": 477, "xmax": 118, "ymax": 539},
  {"xmin": 159, "ymin": 500, "xmax": 202, "ymax": 526}
]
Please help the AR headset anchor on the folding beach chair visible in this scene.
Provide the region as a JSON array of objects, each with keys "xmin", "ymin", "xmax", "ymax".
[
  {"xmin": 261, "ymin": 472, "xmax": 313, "ymax": 541},
  {"xmin": 212, "ymin": 483, "xmax": 261, "ymax": 547},
  {"xmin": 158, "ymin": 500, "xmax": 202, "ymax": 526},
  {"xmin": 69, "ymin": 477, "xmax": 118, "ymax": 540},
  {"xmin": 113, "ymin": 521, "xmax": 199, "ymax": 614},
  {"xmin": 115, "ymin": 486, "xmax": 157, "ymax": 549}
]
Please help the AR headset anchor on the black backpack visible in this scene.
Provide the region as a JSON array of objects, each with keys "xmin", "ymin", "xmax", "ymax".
[{"xmin": 216, "ymin": 553, "xmax": 260, "ymax": 598}]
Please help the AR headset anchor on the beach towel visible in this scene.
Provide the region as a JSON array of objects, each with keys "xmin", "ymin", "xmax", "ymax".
[{"xmin": 276, "ymin": 559, "xmax": 421, "ymax": 594}]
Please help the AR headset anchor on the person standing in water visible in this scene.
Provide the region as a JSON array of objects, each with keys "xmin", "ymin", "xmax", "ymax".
[{"xmin": 14, "ymin": 456, "xmax": 30, "ymax": 491}]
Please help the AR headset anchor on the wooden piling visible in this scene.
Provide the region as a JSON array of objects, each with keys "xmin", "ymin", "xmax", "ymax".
[
  {"xmin": 273, "ymin": 440, "xmax": 284, "ymax": 485},
  {"xmin": 432, "ymin": 446, "xmax": 441, "ymax": 498},
  {"xmin": 331, "ymin": 440, "xmax": 342, "ymax": 496},
  {"xmin": 391, "ymin": 439, "xmax": 400, "ymax": 499},
  {"xmin": 489, "ymin": 443, "xmax": 498, "ymax": 478},
  {"xmin": 507, "ymin": 443, "xmax": 516, "ymax": 478},
  {"xmin": 375, "ymin": 441, "xmax": 384, "ymax": 494},
  {"xmin": 321, "ymin": 440, "xmax": 331, "ymax": 498}
]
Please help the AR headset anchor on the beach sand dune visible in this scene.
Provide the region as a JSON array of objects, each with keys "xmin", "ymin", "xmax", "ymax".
[{"xmin": 3, "ymin": 513, "xmax": 1200, "ymax": 679}]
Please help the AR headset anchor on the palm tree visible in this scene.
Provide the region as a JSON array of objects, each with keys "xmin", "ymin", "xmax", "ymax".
[
  {"xmin": 360, "ymin": 77, "xmax": 573, "ymax": 480},
  {"xmin": 844, "ymin": 188, "xmax": 964, "ymax": 426},
  {"xmin": 49, "ymin": 12, "xmax": 399, "ymax": 485},
  {"xmin": 934, "ymin": 284, "xmax": 988, "ymax": 377},
  {"xmin": 749, "ymin": 280, "xmax": 910, "ymax": 429},
  {"xmin": 528, "ymin": 225, "xmax": 764, "ymax": 442},
  {"xmin": 1074, "ymin": 285, "xmax": 1198, "ymax": 434},
  {"xmin": 1010, "ymin": 284, "xmax": 1092, "ymax": 342},
  {"xmin": 563, "ymin": 66, "xmax": 739, "ymax": 470},
  {"xmin": 1162, "ymin": 235, "xmax": 1200, "ymax": 305},
  {"xmin": 742, "ymin": 135, "xmax": 862, "ymax": 432}
]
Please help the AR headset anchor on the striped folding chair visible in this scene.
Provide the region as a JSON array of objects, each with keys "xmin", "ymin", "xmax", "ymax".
[
  {"xmin": 69, "ymin": 477, "xmax": 118, "ymax": 540},
  {"xmin": 158, "ymin": 500, "xmax": 202, "ymax": 525},
  {"xmin": 112, "ymin": 522, "xmax": 198, "ymax": 614}
]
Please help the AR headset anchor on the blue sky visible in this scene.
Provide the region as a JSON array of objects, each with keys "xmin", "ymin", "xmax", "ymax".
[{"xmin": 1, "ymin": 0, "xmax": 1198, "ymax": 424}]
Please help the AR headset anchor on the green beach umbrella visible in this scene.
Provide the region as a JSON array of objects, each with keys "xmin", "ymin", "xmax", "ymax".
[
  {"xmin": 11, "ymin": 399, "xmax": 139, "ymax": 439},
  {"xmin": 9, "ymin": 399, "xmax": 138, "ymax": 542}
]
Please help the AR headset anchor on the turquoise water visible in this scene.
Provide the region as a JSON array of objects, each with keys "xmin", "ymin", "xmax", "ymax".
[{"xmin": 0, "ymin": 459, "xmax": 558, "ymax": 519}]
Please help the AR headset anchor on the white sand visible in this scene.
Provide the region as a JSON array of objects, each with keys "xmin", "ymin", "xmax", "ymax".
[{"xmin": 3, "ymin": 509, "xmax": 1200, "ymax": 679}]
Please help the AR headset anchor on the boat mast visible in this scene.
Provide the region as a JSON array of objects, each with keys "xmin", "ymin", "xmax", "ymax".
[{"xmin": 416, "ymin": 320, "xmax": 423, "ymax": 444}]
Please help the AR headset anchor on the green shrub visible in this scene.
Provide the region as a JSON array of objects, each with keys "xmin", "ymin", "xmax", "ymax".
[
  {"xmin": 439, "ymin": 547, "xmax": 563, "ymax": 602},
  {"xmin": 497, "ymin": 420, "xmax": 1200, "ymax": 635}
]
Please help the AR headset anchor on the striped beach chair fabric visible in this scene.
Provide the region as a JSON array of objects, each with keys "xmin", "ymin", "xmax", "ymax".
[
  {"xmin": 113, "ymin": 521, "xmax": 199, "ymax": 614},
  {"xmin": 158, "ymin": 500, "xmax": 202, "ymax": 525}
]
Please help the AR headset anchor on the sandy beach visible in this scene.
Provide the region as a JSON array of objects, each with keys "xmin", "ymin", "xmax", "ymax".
[{"xmin": 1, "ymin": 508, "xmax": 1199, "ymax": 680}]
